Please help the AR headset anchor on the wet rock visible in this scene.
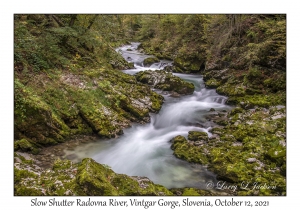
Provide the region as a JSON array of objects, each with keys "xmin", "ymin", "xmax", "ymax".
[
  {"xmin": 170, "ymin": 92, "xmax": 181, "ymax": 98},
  {"xmin": 143, "ymin": 56, "xmax": 160, "ymax": 67},
  {"xmin": 163, "ymin": 65, "xmax": 175, "ymax": 72},
  {"xmin": 187, "ymin": 131, "xmax": 208, "ymax": 141},
  {"xmin": 172, "ymin": 135, "xmax": 186, "ymax": 144},
  {"xmin": 135, "ymin": 70, "xmax": 195, "ymax": 95},
  {"xmin": 173, "ymin": 56, "xmax": 204, "ymax": 73}
]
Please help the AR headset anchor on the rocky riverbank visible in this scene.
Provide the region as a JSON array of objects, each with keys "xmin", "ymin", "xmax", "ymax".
[
  {"xmin": 14, "ymin": 65, "xmax": 202, "ymax": 196},
  {"xmin": 170, "ymin": 105, "xmax": 286, "ymax": 195},
  {"xmin": 14, "ymin": 68, "xmax": 164, "ymax": 152},
  {"xmin": 14, "ymin": 152, "xmax": 173, "ymax": 196},
  {"xmin": 136, "ymin": 15, "xmax": 286, "ymax": 195}
]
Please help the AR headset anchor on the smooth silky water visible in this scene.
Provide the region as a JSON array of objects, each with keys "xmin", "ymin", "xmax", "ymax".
[{"xmin": 62, "ymin": 42, "xmax": 232, "ymax": 188}]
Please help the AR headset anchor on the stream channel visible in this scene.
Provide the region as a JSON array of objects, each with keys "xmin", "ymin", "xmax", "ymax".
[{"xmin": 61, "ymin": 42, "xmax": 232, "ymax": 189}]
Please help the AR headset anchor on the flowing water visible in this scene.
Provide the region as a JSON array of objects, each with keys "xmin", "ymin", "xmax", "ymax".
[{"xmin": 62, "ymin": 42, "xmax": 232, "ymax": 189}]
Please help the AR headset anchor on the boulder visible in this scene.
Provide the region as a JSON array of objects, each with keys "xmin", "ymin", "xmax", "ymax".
[
  {"xmin": 187, "ymin": 131, "xmax": 208, "ymax": 141},
  {"xmin": 143, "ymin": 56, "xmax": 160, "ymax": 67},
  {"xmin": 135, "ymin": 70, "xmax": 195, "ymax": 95}
]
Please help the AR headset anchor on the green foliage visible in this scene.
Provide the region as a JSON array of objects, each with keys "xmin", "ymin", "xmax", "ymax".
[
  {"xmin": 206, "ymin": 15, "xmax": 286, "ymax": 71},
  {"xmin": 14, "ymin": 15, "xmax": 133, "ymax": 73},
  {"xmin": 136, "ymin": 15, "xmax": 209, "ymax": 72}
]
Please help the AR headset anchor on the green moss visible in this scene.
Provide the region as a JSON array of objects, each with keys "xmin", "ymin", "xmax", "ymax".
[
  {"xmin": 246, "ymin": 67, "xmax": 262, "ymax": 81},
  {"xmin": 205, "ymin": 78, "xmax": 221, "ymax": 88},
  {"xmin": 14, "ymin": 139, "xmax": 32, "ymax": 151},
  {"xmin": 14, "ymin": 167, "xmax": 37, "ymax": 184},
  {"xmin": 217, "ymin": 83, "xmax": 245, "ymax": 97},
  {"xmin": 143, "ymin": 56, "xmax": 160, "ymax": 66},
  {"xmin": 150, "ymin": 92, "xmax": 164, "ymax": 112},
  {"xmin": 229, "ymin": 107, "xmax": 244, "ymax": 115},
  {"xmin": 75, "ymin": 158, "xmax": 172, "ymax": 196},
  {"xmin": 76, "ymin": 158, "xmax": 118, "ymax": 195},
  {"xmin": 15, "ymin": 186, "xmax": 44, "ymax": 196},
  {"xmin": 187, "ymin": 131, "xmax": 208, "ymax": 141},
  {"xmin": 173, "ymin": 56, "xmax": 203, "ymax": 73},
  {"xmin": 182, "ymin": 188, "xmax": 200, "ymax": 196},
  {"xmin": 265, "ymin": 147, "xmax": 286, "ymax": 165},
  {"xmin": 171, "ymin": 135, "xmax": 209, "ymax": 164},
  {"xmin": 172, "ymin": 135, "xmax": 186, "ymax": 144},
  {"xmin": 171, "ymin": 105, "xmax": 286, "ymax": 195}
]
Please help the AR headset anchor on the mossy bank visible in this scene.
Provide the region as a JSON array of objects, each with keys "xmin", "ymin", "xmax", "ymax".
[
  {"xmin": 14, "ymin": 68, "xmax": 165, "ymax": 151},
  {"xmin": 171, "ymin": 106, "xmax": 286, "ymax": 195},
  {"xmin": 14, "ymin": 153, "xmax": 173, "ymax": 196}
]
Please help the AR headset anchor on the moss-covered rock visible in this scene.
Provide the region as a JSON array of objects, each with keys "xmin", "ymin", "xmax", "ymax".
[
  {"xmin": 169, "ymin": 105, "xmax": 286, "ymax": 195},
  {"xmin": 187, "ymin": 131, "xmax": 208, "ymax": 141},
  {"xmin": 171, "ymin": 135, "xmax": 209, "ymax": 164},
  {"xmin": 14, "ymin": 154, "xmax": 173, "ymax": 196},
  {"xmin": 14, "ymin": 139, "xmax": 40, "ymax": 154},
  {"xmin": 173, "ymin": 57, "xmax": 204, "ymax": 73},
  {"xmin": 143, "ymin": 56, "xmax": 160, "ymax": 66},
  {"xmin": 205, "ymin": 78, "xmax": 221, "ymax": 88},
  {"xmin": 265, "ymin": 147, "xmax": 286, "ymax": 165},
  {"xmin": 76, "ymin": 158, "xmax": 119, "ymax": 195},
  {"xmin": 14, "ymin": 68, "xmax": 164, "ymax": 149},
  {"xmin": 135, "ymin": 70, "xmax": 195, "ymax": 95}
]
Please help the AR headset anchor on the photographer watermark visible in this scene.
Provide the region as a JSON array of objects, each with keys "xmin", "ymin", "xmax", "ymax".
[{"xmin": 206, "ymin": 181, "xmax": 277, "ymax": 192}]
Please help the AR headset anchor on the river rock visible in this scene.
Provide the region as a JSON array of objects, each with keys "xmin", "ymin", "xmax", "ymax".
[
  {"xmin": 163, "ymin": 65, "xmax": 175, "ymax": 72},
  {"xmin": 135, "ymin": 70, "xmax": 195, "ymax": 95},
  {"xmin": 187, "ymin": 131, "xmax": 208, "ymax": 141},
  {"xmin": 171, "ymin": 135, "xmax": 187, "ymax": 144},
  {"xmin": 143, "ymin": 56, "xmax": 160, "ymax": 67}
]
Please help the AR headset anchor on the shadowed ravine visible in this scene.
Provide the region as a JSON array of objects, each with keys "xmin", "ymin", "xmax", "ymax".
[{"xmin": 62, "ymin": 43, "xmax": 232, "ymax": 189}]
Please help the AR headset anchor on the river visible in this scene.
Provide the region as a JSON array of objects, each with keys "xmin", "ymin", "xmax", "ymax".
[{"xmin": 62, "ymin": 42, "xmax": 232, "ymax": 189}]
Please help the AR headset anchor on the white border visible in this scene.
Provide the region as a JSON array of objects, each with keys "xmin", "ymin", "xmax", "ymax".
[{"xmin": 1, "ymin": 0, "xmax": 297, "ymax": 209}]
